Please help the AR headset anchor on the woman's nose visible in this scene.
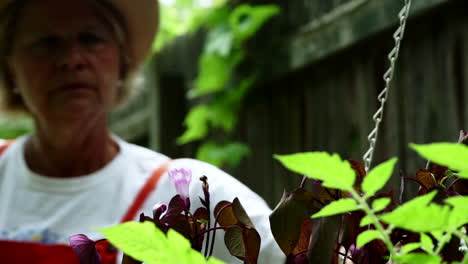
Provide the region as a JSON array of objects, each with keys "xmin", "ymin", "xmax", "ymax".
[{"xmin": 56, "ymin": 42, "xmax": 87, "ymax": 71}]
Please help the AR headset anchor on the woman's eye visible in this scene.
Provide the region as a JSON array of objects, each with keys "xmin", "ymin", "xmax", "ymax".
[
  {"xmin": 35, "ymin": 36, "xmax": 60, "ymax": 47},
  {"xmin": 79, "ymin": 33, "xmax": 105, "ymax": 45}
]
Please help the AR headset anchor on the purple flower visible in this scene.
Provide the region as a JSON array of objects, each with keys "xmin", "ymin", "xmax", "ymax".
[
  {"xmin": 69, "ymin": 234, "xmax": 101, "ymax": 264},
  {"xmin": 168, "ymin": 168, "xmax": 192, "ymax": 201}
]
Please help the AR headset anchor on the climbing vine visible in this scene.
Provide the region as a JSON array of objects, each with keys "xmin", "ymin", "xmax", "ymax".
[{"xmin": 162, "ymin": 1, "xmax": 280, "ymax": 168}]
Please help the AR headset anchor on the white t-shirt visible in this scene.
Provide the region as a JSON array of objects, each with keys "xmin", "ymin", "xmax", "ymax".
[{"xmin": 0, "ymin": 135, "xmax": 285, "ymax": 263}]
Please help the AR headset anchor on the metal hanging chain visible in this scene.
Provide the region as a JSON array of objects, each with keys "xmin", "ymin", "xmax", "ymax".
[{"xmin": 362, "ymin": 0, "xmax": 412, "ymax": 172}]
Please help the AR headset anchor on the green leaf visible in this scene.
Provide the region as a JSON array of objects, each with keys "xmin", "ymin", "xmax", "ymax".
[
  {"xmin": 362, "ymin": 158, "xmax": 397, "ymax": 197},
  {"xmin": 209, "ymin": 76, "xmax": 255, "ymax": 132},
  {"xmin": 196, "ymin": 141, "xmax": 251, "ymax": 167},
  {"xmin": 410, "ymin": 143, "xmax": 468, "ymax": 179},
  {"xmin": 229, "ymin": 4, "xmax": 280, "ymax": 43},
  {"xmin": 312, "ymin": 198, "xmax": 359, "ymax": 218},
  {"xmin": 177, "ymin": 105, "xmax": 211, "ymax": 144},
  {"xmin": 98, "ymin": 222, "xmax": 222, "ymax": 264},
  {"xmin": 400, "ymin": 242, "xmax": 421, "ymax": 254},
  {"xmin": 190, "ymin": 52, "xmax": 244, "ymax": 98},
  {"xmin": 380, "ymin": 191, "xmax": 451, "ymax": 232},
  {"xmin": 445, "ymin": 196, "xmax": 468, "ymax": 228},
  {"xmin": 430, "ymin": 231, "xmax": 444, "ymax": 242},
  {"xmin": 420, "ymin": 233, "xmax": 434, "ymax": 254},
  {"xmin": 371, "ymin": 197, "xmax": 391, "ymax": 212},
  {"xmin": 275, "ymin": 152, "xmax": 356, "ymax": 192},
  {"xmin": 205, "ymin": 23, "xmax": 234, "ymax": 57},
  {"xmin": 396, "ymin": 253, "xmax": 441, "ymax": 264},
  {"xmin": 359, "ymin": 215, "xmax": 373, "ymax": 227},
  {"xmin": 356, "ymin": 230, "xmax": 382, "ymax": 248}
]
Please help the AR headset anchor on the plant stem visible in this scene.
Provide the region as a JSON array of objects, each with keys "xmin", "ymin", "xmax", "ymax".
[
  {"xmin": 349, "ymin": 189, "xmax": 398, "ymax": 260},
  {"xmin": 209, "ymin": 203, "xmax": 233, "ymax": 257},
  {"xmin": 300, "ymin": 176, "xmax": 308, "ymax": 188},
  {"xmin": 434, "ymin": 231, "xmax": 453, "ymax": 255}
]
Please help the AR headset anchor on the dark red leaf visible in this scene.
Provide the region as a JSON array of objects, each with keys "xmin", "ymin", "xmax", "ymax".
[
  {"xmin": 415, "ymin": 169, "xmax": 437, "ymax": 189},
  {"xmin": 214, "ymin": 201, "xmax": 237, "ymax": 227},
  {"xmin": 269, "ymin": 188, "xmax": 315, "ymax": 256},
  {"xmin": 232, "ymin": 198, "xmax": 254, "ymax": 228},
  {"xmin": 224, "ymin": 226, "xmax": 245, "ymax": 259}
]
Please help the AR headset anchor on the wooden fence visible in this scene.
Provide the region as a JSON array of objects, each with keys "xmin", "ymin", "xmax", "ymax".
[{"xmin": 113, "ymin": 0, "xmax": 468, "ymax": 207}]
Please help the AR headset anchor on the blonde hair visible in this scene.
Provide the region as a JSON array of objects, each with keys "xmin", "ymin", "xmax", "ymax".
[{"xmin": 0, "ymin": 0, "xmax": 137, "ymax": 115}]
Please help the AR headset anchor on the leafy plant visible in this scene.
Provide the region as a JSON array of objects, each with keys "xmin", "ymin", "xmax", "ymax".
[
  {"xmin": 272, "ymin": 138, "xmax": 468, "ymax": 264},
  {"xmin": 70, "ymin": 170, "xmax": 261, "ymax": 264},
  {"xmin": 177, "ymin": 3, "xmax": 280, "ymax": 168}
]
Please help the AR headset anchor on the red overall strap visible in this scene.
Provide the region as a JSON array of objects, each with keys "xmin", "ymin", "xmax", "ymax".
[
  {"xmin": 96, "ymin": 159, "xmax": 172, "ymax": 263},
  {"xmin": 0, "ymin": 140, "xmax": 14, "ymax": 156},
  {"xmin": 120, "ymin": 159, "xmax": 172, "ymax": 222}
]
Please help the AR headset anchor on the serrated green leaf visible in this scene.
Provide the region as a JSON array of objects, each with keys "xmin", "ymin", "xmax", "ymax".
[
  {"xmin": 430, "ymin": 231, "xmax": 444, "ymax": 242},
  {"xmin": 380, "ymin": 192, "xmax": 451, "ymax": 232},
  {"xmin": 356, "ymin": 230, "xmax": 382, "ymax": 248},
  {"xmin": 445, "ymin": 196, "xmax": 468, "ymax": 228},
  {"xmin": 275, "ymin": 152, "xmax": 356, "ymax": 191},
  {"xmin": 362, "ymin": 158, "xmax": 397, "ymax": 197},
  {"xmin": 98, "ymin": 222, "xmax": 222, "ymax": 264},
  {"xmin": 372, "ymin": 197, "xmax": 391, "ymax": 212},
  {"xmin": 312, "ymin": 198, "xmax": 359, "ymax": 218},
  {"xmin": 396, "ymin": 253, "xmax": 441, "ymax": 264},
  {"xmin": 411, "ymin": 143, "xmax": 468, "ymax": 179},
  {"xmin": 400, "ymin": 242, "xmax": 421, "ymax": 254},
  {"xmin": 359, "ymin": 215, "xmax": 373, "ymax": 227},
  {"xmin": 420, "ymin": 233, "xmax": 434, "ymax": 253}
]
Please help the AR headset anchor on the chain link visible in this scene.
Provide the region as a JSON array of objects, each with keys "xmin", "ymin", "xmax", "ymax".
[{"xmin": 362, "ymin": 0, "xmax": 412, "ymax": 172}]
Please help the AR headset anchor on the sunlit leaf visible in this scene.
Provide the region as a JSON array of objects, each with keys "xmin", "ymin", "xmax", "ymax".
[
  {"xmin": 196, "ymin": 141, "xmax": 250, "ymax": 168},
  {"xmin": 229, "ymin": 4, "xmax": 280, "ymax": 42},
  {"xmin": 275, "ymin": 152, "xmax": 356, "ymax": 191},
  {"xmin": 177, "ymin": 105, "xmax": 210, "ymax": 144},
  {"xmin": 362, "ymin": 158, "xmax": 397, "ymax": 197},
  {"xmin": 380, "ymin": 191, "xmax": 451, "ymax": 232},
  {"xmin": 312, "ymin": 198, "xmax": 359, "ymax": 218},
  {"xmin": 190, "ymin": 52, "xmax": 244, "ymax": 98},
  {"xmin": 359, "ymin": 215, "xmax": 373, "ymax": 227},
  {"xmin": 445, "ymin": 196, "xmax": 468, "ymax": 228},
  {"xmin": 419, "ymin": 233, "xmax": 434, "ymax": 254},
  {"xmin": 400, "ymin": 242, "xmax": 421, "ymax": 254},
  {"xmin": 98, "ymin": 222, "xmax": 223, "ymax": 264},
  {"xmin": 411, "ymin": 143, "xmax": 468, "ymax": 179},
  {"xmin": 205, "ymin": 24, "xmax": 234, "ymax": 57},
  {"xmin": 356, "ymin": 230, "xmax": 382, "ymax": 248},
  {"xmin": 395, "ymin": 253, "xmax": 441, "ymax": 264},
  {"xmin": 371, "ymin": 197, "xmax": 391, "ymax": 213}
]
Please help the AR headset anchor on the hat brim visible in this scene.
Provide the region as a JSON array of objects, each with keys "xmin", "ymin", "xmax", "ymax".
[{"xmin": 0, "ymin": 0, "xmax": 159, "ymax": 72}]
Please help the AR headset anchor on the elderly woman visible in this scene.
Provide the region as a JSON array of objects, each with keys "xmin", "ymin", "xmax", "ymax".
[{"xmin": 0, "ymin": 0, "xmax": 284, "ymax": 263}]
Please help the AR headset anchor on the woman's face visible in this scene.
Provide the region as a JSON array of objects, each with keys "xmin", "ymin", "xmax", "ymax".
[{"xmin": 7, "ymin": 0, "xmax": 122, "ymax": 124}]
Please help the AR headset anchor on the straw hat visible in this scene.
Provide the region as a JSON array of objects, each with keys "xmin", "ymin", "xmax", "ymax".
[{"xmin": 0, "ymin": 0, "xmax": 160, "ymax": 72}]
